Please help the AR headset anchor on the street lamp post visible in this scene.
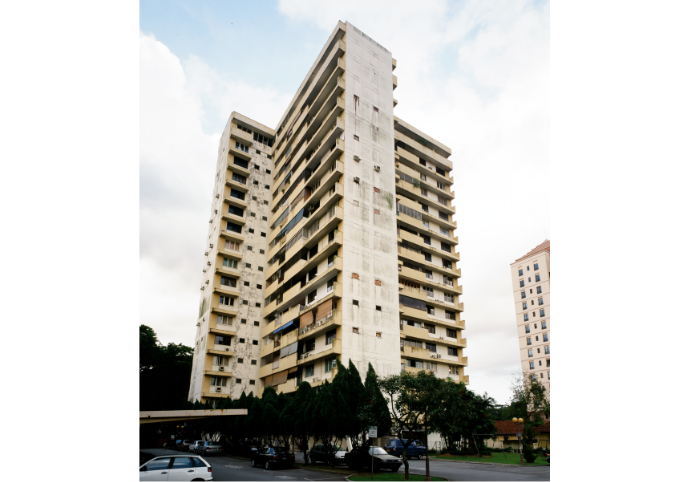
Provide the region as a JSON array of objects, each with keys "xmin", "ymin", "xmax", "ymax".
[{"xmin": 512, "ymin": 417, "xmax": 524, "ymax": 466}]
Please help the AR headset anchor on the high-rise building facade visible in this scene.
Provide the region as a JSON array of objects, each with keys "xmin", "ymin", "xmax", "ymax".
[
  {"xmin": 188, "ymin": 21, "xmax": 466, "ymax": 404},
  {"xmin": 511, "ymin": 241, "xmax": 689, "ymax": 461}
]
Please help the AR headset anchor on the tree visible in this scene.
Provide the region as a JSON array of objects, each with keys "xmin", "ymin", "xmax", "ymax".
[
  {"xmin": 379, "ymin": 371, "xmax": 444, "ymax": 481},
  {"xmin": 362, "ymin": 362, "xmax": 392, "ymax": 445},
  {"xmin": 285, "ymin": 381, "xmax": 316, "ymax": 463},
  {"xmin": 139, "ymin": 325, "xmax": 194, "ymax": 411},
  {"xmin": 506, "ymin": 373, "xmax": 550, "ymax": 463},
  {"xmin": 310, "ymin": 382, "xmax": 352, "ymax": 466}
]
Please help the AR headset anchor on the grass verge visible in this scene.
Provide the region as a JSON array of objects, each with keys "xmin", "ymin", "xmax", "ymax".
[
  {"xmin": 349, "ymin": 475, "xmax": 445, "ymax": 481},
  {"xmin": 431, "ymin": 453, "xmax": 549, "ymax": 466}
]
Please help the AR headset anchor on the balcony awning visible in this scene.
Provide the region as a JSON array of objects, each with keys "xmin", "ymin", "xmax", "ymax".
[{"xmin": 273, "ymin": 319, "xmax": 296, "ymax": 335}]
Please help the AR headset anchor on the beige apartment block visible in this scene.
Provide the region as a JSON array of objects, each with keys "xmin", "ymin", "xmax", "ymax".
[
  {"xmin": 188, "ymin": 21, "xmax": 466, "ymax": 405},
  {"xmin": 511, "ymin": 245, "xmax": 689, "ymax": 453}
]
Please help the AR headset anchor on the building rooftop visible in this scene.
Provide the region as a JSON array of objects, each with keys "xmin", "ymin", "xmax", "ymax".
[
  {"xmin": 495, "ymin": 420, "xmax": 550, "ymax": 434},
  {"xmin": 514, "ymin": 240, "xmax": 550, "ymax": 263}
]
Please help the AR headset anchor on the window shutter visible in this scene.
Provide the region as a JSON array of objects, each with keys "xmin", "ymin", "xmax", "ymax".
[
  {"xmin": 300, "ymin": 311, "xmax": 314, "ymax": 328},
  {"xmin": 316, "ymin": 298, "xmax": 333, "ymax": 321}
]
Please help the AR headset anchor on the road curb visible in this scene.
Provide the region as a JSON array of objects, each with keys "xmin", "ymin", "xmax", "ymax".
[
  {"xmin": 345, "ymin": 474, "xmax": 448, "ymax": 481},
  {"xmin": 429, "ymin": 457, "xmax": 549, "ymax": 467}
]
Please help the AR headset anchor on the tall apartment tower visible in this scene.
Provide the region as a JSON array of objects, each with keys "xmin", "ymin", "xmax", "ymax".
[
  {"xmin": 188, "ymin": 21, "xmax": 466, "ymax": 404},
  {"xmin": 511, "ymin": 241, "xmax": 689, "ymax": 461}
]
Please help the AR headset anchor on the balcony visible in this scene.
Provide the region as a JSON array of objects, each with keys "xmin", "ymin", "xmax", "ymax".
[
  {"xmin": 226, "ymin": 177, "xmax": 250, "ymax": 194},
  {"xmin": 215, "ymin": 264, "xmax": 241, "ymax": 278},
  {"xmin": 395, "ymin": 176, "xmax": 456, "ymax": 224},
  {"xmin": 298, "ymin": 309, "xmax": 342, "ymax": 340},
  {"xmin": 227, "ymin": 159, "xmax": 251, "ymax": 178},
  {"xmin": 221, "ymin": 211, "xmax": 246, "ymax": 225},
  {"xmin": 275, "ymin": 377, "xmax": 299, "ymax": 395},
  {"xmin": 204, "ymin": 369, "xmax": 233, "ymax": 378},
  {"xmin": 275, "ymin": 237, "xmax": 343, "ymax": 297},
  {"xmin": 223, "ymin": 186, "xmax": 248, "ymax": 209},
  {"xmin": 219, "ymin": 229, "xmax": 245, "ymax": 244},
  {"xmin": 394, "ymin": 129, "xmax": 452, "ymax": 172},
  {"xmin": 230, "ymin": 125, "xmax": 254, "ymax": 145},
  {"xmin": 398, "ymin": 285, "xmax": 463, "ymax": 312},
  {"xmin": 202, "ymin": 390, "xmax": 231, "ymax": 399},
  {"xmin": 401, "ymin": 344, "xmax": 432, "ymax": 362},
  {"xmin": 218, "ymin": 246, "xmax": 243, "ymax": 262},
  {"xmin": 275, "ymin": 40, "xmax": 345, "ymax": 152},
  {"xmin": 396, "ymin": 210, "xmax": 458, "ymax": 246},
  {"xmin": 229, "ymin": 145, "xmax": 252, "ymax": 162},
  {"xmin": 209, "ymin": 326, "xmax": 237, "ymax": 338},
  {"xmin": 399, "ymin": 303, "xmax": 464, "ymax": 331},
  {"xmin": 397, "ymin": 246, "xmax": 460, "ymax": 282},
  {"xmin": 395, "ymin": 150, "xmax": 455, "ymax": 195},
  {"xmin": 297, "ymin": 338, "xmax": 342, "ymax": 365},
  {"xmin": 205, "ymin": 347, "xmax": 234, "ymax": 357},
  {"xmin": 399, "ymin": 266, "xmax": 463, "ymax": 296},
  {"xmin": 212, "ymin": 284, "xmax": 240, "ymax": 297},
  {"xmin": 392, "ymin": 74, "xmax": 398, "ymax": 91},
  {"xmin": 397, "ymin": 229, "xmax": 459, "ymax": 262},
  {"xmin": 210, "ymin": 303, "xmax": 239, "ymax": 317}
]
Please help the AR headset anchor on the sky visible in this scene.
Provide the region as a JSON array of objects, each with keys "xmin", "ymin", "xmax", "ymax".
[{"xmin": 140, "ymin": 0, "xmax": 550, "ymax": 405}]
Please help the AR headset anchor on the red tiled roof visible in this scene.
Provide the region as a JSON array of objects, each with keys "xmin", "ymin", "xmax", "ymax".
[
  {"xmin": 515, "ymin": 240, "xmax": 550, "ymax": 263},
  {"xmin": 495, "ymin": 420, "xmax": 550, "ymax": 434}
]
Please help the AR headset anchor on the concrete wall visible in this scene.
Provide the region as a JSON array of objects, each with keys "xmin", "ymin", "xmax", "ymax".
[{"xmin": 340, "ymin": 22, "xmax": 401, "ymax": 377}]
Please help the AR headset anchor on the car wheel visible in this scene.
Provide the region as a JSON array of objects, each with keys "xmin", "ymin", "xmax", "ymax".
[{"xmin": 265, "ymin": 461, "xmax": 271, "ymax": 470}]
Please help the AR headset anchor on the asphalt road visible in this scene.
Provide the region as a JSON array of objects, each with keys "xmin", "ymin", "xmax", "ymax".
[{"xmin": 140, "ymin": 449, "xmax": 550, "ymax": 481}]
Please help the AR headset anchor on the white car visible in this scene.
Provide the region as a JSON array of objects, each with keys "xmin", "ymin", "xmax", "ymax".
[
  {"xmin": 191, "ymin": 441, "xmax": 205, "ymax": 454},
  {"xmin": 140, "ymin": 455, "xmax": 213, "ymax": 481}
]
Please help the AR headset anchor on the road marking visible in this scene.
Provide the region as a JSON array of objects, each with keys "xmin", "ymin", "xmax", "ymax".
[
  {"xmin": 223, "ymin": 465, "xmax": 243, "ymax": 469},
  {"xmin": 275, "ymin": 476, "xmax": 296, "ymax": 479}
]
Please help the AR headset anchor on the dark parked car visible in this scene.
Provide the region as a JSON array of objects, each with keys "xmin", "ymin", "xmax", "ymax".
[
  {"xmin": 176, "ymin": 439, "xmax": 194, "ymax": 452},
  {"xmin": 384, "ymin": 439, "xmax": 427, "ymax": 459},
  {"xmin": 345, "ymin": 446, "xmax": 403, "ymax": 472},
  {"xmin": 200, "ymin": 441, "xmax": 223, "ymax": 456},
  {"xmin": 251, "ymin": 447, "xmax": 295, "ymax": 470},
  {"xmin": 310, "ymin": 444, "xmax": 347, "ymax": 465}
]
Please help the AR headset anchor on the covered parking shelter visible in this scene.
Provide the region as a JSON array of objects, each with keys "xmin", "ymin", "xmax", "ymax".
[{"xmin": 139, "ymin": 409, "xmax": 247, "ymax": 448}]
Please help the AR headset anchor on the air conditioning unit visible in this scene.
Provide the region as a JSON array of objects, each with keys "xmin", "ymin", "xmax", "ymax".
[
  {"xmin": 196, "ymin": 323, "xmax": 200, "ymax": 327},
  {"xmin": 225, "ymin": 348, "xmax": 230, "ymax": 352},
  {"xmin": 205, "ymin": 252, "xmax": 209, "ymax": 256},
  {"xmin": 216, "ymin": 387, "xmax": 221, "ymax": 392},
  {"xmin": 219, "ymin": 366, "xmax": 224, "ymax": 371},
  {"xmin": 209, "ymin": 244, "xmax": 214, "ymax": 248},
  {"xmin": 207, "ymin": 262, "xmax": 211, "ymax": 266},
  {"xmin": 374, "ymin": 165, "xmax": 380, "ymax": 172},
  {"xmin": 216, "ymin": 194, "xmax": 220, "ymax": 198},
  {"xmin": 439, "ymin": 336, "xmax": 445, "ymax": 340},
  {"xmin": 313, "ymin": 377, "xmax": 320, "ymax": 382},
  {"xmin": 200, "ymin": 286, "xmax": 205, "ymax": 290},
  {"xmin": 353, "ymin": 155, "xmax": 360, "ymax": 161},
  {"xmin": 214, "ymin": 210, "xmax": 218, "ymax": 214},
  {"xmin": 205, "ymin": 280, "xmax": 209, "ymax": 284},
  {"xmin": 203, "ymin": 269, "xmax": 207, "ymax": 273},
  {"xmin": 209, "ymin": 219, "xmax": 213, "ymax": 223},
  {"xmin": 353, "ymin": 176, "xmax": 360, "ymax": 183}
]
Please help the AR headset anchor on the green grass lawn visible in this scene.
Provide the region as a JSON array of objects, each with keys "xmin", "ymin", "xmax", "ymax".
[
  {"xmin": 349, "ymin": 475, "xmax": 445, "ymax": 481},
  {"xmin": 431, "ymin": 453, "xmax": 549, "ymax": 466}
]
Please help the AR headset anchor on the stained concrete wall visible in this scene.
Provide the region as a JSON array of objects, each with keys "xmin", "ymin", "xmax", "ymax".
[{"xmin": 339, "ymin": 22, "xmax": 401, "ymax": 378}]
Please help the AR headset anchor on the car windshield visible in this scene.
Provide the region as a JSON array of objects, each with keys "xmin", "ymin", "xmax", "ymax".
[
  {"xmin": 369, "ymin": 447, "xmax": 387, "ymax": 455},
  {"xmin": 273, "ymin": 447, "xmax": 289, "ymax": 452},
  {"xmin": 207, "ymin": 442, "xmax": 220, "ymax": 446}
]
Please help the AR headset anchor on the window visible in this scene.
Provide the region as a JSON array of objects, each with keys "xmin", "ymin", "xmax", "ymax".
[
  {"xmin": 242, "ymin": 300, "xmax": 248, "ymax": 305},
  {"xmin": 228, "ymin": 205, "xmax": 244, "ymax": 217},
  {"xmin": 247, "ymin": 246, "xmax": 252, "ymax": 251},
  {"xmin": 259, "ymin": 249, "xmax": 264, "ymax": 254},
  {"xmin": 326, "ymin": 329, "xmax": 336, "ymax": 345},
  {"xmin": 519, "ymin": 280, "xmax": 524, "ymax": 288},
  {"xmin": 540, "ymin": 373, "xmax": 543, "ymax": 378},
  {"xmin": 213, "ymin": 356, "xmax": 229, "ymax": 365},
  {"xmin": 244, "ymin": 281, "xmax": 250, "ymax": 286},
  {"xmin": 421, "ymin": 203, "xmax": 429, "ymax": 213},
  {"xmin": 534, "ymin": 262, "xmax": 539, "ymax": 271},
  {"xmin": 257, "ymin": 284, "xmax": 262, "ymax": 289},
  {"xmin": 251, "ymin": 360, "xmax": 257, "ymax": 365},
  {"xmin": 250, "ymin": 380, "xmax": 256, "ymax": 385},
  {"xmin": 354, "ymin": 134, "xmax": 359, "ymax": 141},
  {"xmin": 525, "ymin": 325, "xmax": 530, "ymax": 333},
  {"xmin": 305, "ymin": 364, "xmax": 315, "ymax": 377},
  {"xmin": 261, "ymin": 232, "xmax": 266, "ymax": 237},
  {"xmin": 226, "ymin": 222, "xmax": 242, "ymax": 233},
  {"xmin": 536, "ymin": 274, "xmax": 541, "ymax": 282},
  {"xmin": 547, "ymin": 359, "xmax": 550, "ymax": 367},
  {"xmin": 540, "ymin": 309, "xmax": 545, "ymax": 317},
  {"xmin": 238, "ymin": 358, "xmax": 244, "ymax": 363},
  {"xmin": 376, "ymin": 332, "xmax": 382, "ymax": 338},
  {"xmin": 521, "ymin": 291, "xmax": 526, "ymax": 299},
  {"xmin": 258, "ymin": 267, "xmax": 263, "ymax": 271},
  {"xmin": 524, "ymin": 313, "xmax": 529, "ymax": 321},
  {"xmin": 239, "ymin": 338, "xmax": 245, "ymax": 343},
  {"xmin": 219, "ymin": 296, "xmax": 233, "ymax": 306},
  {"xmin": 215, "ymin": 335, "xmax": 231, "ymax": 346},
  {"xmin": 426, "ymin": 343, "xmax": 437, "ymax": 353},
  {"xmin": 353, "ymin": 300, "xmax": 359, "ymax": 306},
  {"xmin": 248, "ymin": 228, "xmax": 254, "ymax": 234},
  {"xmin": 235, "ymin": 378, "xmax": 242, "ymax": 383},
  {"xmin": 235, "ymin": 141, "xmax": 249, "ymax": 153},
  {"xmin": 528, "ymin": 349, "xmax": 533, "ymax": 357},
  {"xmin": 210, "ymin": 377, "xmax": 227, "ymax": 387},
  {"xmin": 545, "ymin": 346, "xmax": 550, "ymax": 354},
  {"xmin": 527, "ymin": 337, "xmax": 532, "ymax": 345},
  {"xmin": 146, "ymin": 458, "xmax": 172, "ymax": 471},
  {"xmin": 529, "ymin": 361, "xmax": 535, "ymax": 370},
  {"xmin": 542, "ymin": 321, "xmax": 547, "ymax": 329},
  {"xmin": 447, "ymin": 328, "xmax": 457, "ymax": 338},
  {"xmin": 450, "ymin": 366, "xmax": 459, "ymax": 375},
  {"xmin": 536, "ymin": 336, "xmax": 539, "ymax": 341},
  {"xmin": 266, "ymin": 169, "xmax": 271, "ymax": 174},
  {"xmin": 223, "ymin": 258, "xmax": 238, "ymax": 269},
  {"xmin": 537, "ymin": 348, "xmax": 541, "ymax": 353},
  {"xmin": 352, "ymin": 327, "xmax": 359, "ymax": 334},
  {"xmin": 255, "ymin": 302, "xmax": 261, "ymax": 307},
  {"xmin": 264, "ymin": 200, "xmax": 269, "ymax": 204},
  {"xmin": 537, "ymin": 286, "xmax": 542, "ymax": 294},
  {"xmin": 538, "ymin": 297, "xmax": 543, "ymax": 305},
  {"xmin": 325, "ymin": 358, "xmax": 335, "ymax": 372},
  {"xmin": 445, "ymin": 311, "xmax": 456, "ymax": 320},
  {"xmin": 522, "ymin": 302, "xmax": 527, "ymax": 310},
  {"xmin": 376, "ymin": 305, "xmax": 382, "ymax": 311},
  {"xmin": 427, "ymin": 306, "xmax": 435, "ymax": 315},
  {"xmin": 265, "ymin": 185, "xmax": 270, "ymax": 189},
  {"xmin": 241, "ymin": 318, "xmax": 247, "ymax": 324},
  {"xmin": 232, "ymin": 173, "xmax": 246, "ymax": 184},
  {"xmin": 441, "ymin": 242, "xmax": 451, "ymax": 253},
  {"xmin": 252, "ymin": 340, "xmax": 258, "ymax": 345},
  {"xmin": 448, "ymin": 347, "xmax": 458, "ymax": 357},
  {"xmin": 543, "ymin": 333, "xmax": 549, "ymax": 342},
  {"xmin": 530, "ymin": 288, "xmax": 533, "ymax": 294},
  {"xmin": 254, "ymin": 321, "xmax": 260, "ymax": 326},
  {"xmin": 519, "ymin": 269, "xmax": 523, "ymax": 276},
  {"xmin": 217, "ymin": 315, "xmax": 234, "ymax": 325},
  {"xmin": 423, "ymin": 235, "xmax": 431, "ymax": 245},
  {"xmin": 528, "ymin": 277, "xmax": 531, "ymax": 282}
]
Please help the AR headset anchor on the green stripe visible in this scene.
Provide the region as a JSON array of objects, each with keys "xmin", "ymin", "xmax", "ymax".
[{"xmin": 556, "ymin": 421, "xmax": 689, "ymax": 432}]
